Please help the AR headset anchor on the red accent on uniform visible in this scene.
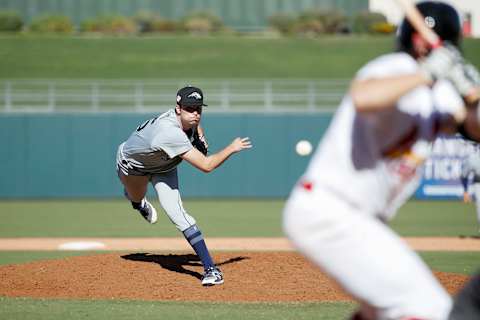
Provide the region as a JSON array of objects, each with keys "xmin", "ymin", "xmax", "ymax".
[{"xmin": 301, "ymin": 181, "xmax": 313, "ymax": 191}]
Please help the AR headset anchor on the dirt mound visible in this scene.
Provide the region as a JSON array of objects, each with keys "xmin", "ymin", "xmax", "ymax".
[{"xmin": 0, "ymin": 252, "xmax": 469, "ymax": 302}]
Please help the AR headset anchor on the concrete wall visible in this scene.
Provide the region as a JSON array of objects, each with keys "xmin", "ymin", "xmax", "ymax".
[{"xmin": 0, "ymin": 113, "xmax": 332, "ymax": 198}]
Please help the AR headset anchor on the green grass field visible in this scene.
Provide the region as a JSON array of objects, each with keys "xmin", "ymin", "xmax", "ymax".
[
  {"xmin": 0, "ymin": 298, "xmax": 357, "ymax": 320},
  {"xmin": 1, "ymin": 199, "xmax": 479, "ymax": 320},
  {"xmin": 0, "ymin": 199, "xmax": 478, "ymax": 237},
  {"xmin": 1, "ymin": 35, "xmax": 479, "ymax": 79}
]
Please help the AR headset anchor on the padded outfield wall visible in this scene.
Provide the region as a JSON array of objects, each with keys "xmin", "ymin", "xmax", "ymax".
[
  {"xmin": 0, "ymin": 113, "xmax": 331, "ymax": 198},
  {"xmin": 0, "ymin": 0, "xmax": 368, "ymax": 31}
]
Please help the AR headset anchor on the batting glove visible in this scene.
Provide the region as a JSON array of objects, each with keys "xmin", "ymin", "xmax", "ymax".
[
  {"xmin": 419, "ymin": 43, "xmax": 463, "ymax": 82},
  {"xmin": 448, "ymin": 63, "xmax": 478, "ymax": 97},
  {"xmin": 464, "ymin": 63, "xmax": 480, "ymax": 85}
]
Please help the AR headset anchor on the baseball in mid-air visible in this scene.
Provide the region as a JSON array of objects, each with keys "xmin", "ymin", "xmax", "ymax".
[{"xmin": 295, "ymin": 140, "xmax": 313, "ymax": 156}]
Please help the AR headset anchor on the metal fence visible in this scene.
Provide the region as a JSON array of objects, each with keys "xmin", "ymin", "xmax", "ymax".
[{"xmin": 0, "ymin": 79, "xmax": 349, "ymax": 113}]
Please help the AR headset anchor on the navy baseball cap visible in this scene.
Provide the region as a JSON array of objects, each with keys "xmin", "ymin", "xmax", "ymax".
[{"xmin": 176, "ymin": 86, "xmax": 208, "ymax": 107}]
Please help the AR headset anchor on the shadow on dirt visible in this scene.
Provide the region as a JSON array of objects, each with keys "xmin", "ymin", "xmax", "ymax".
[
  {"xmin": 121, "ymin": 253, "xmax": 249, "ymax": 280},
  {"xmin": 459, "ymin": 235, "xmax": 480, "ymax": 239}
]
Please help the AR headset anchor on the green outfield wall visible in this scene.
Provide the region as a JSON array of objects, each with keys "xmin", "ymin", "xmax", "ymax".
[
  {"xmin": 0, "ymin": 113, "xmax": 332, "ymax": 198},
  {"xmin": 0, "ymin": 0, "xmax": 368, "ymax": 31}
]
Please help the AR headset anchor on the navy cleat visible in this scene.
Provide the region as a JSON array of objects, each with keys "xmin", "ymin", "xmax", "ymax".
[
  {"xmin": 201, "ymin": 267, "xmax": 224, "ymax": 286},
  {"xmin": 136, "ymin": 199, "xmax": 158, "ymax": 224}
]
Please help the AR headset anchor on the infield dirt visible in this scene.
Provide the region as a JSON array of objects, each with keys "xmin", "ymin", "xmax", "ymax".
[{"xmin": 0, "ymin": 251, "xmax": 469, "ymax": 302}]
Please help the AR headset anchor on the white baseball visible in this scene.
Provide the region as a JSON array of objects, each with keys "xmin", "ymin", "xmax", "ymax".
[{"xmin": 296, "ymin": 140, "xmax": 313, "ymax": 156}]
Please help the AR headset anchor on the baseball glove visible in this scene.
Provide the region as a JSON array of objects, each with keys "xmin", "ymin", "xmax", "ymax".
[{"xmin": 192, "ymin": 131, "xmax": 208, "ymax": 155}]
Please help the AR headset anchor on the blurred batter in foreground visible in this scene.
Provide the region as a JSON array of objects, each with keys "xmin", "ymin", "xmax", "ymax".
[{"xmin": 283, "ymin": 1, "xmax": 480, "ymax": 319}]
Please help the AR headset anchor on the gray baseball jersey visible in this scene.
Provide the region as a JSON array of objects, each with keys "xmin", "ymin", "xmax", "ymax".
[
  {"xmin": 117, "ymin": 109, "xmax": 194, "ymax": 176},
  {"xmin": 462, "ymin": 151, "xmax": 480, "ymax": 185}
]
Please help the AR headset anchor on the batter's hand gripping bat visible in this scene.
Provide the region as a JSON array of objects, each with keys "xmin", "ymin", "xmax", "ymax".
[{"xmin": 394, "ymin": 0, "xmax": 479, "ymax": 103}]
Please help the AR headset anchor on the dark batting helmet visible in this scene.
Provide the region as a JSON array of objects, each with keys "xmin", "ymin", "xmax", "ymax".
[{"xmin": 397, "ymin": 1, "xmax": 462, "ymax": 54}]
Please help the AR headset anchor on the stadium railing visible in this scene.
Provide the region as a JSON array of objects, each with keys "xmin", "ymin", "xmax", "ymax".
[{"xmin": 0, "ymin": 79, "xmax": 349, "ymax": 113}]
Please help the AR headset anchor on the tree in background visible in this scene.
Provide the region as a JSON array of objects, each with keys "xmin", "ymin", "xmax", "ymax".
[
  {"xmin": 29, "ymin": 14, "xmax": 74, "ymax": 34},
  {"xmin": 0, "ymin": 11, "xmax": 23, "ymax": 32}
]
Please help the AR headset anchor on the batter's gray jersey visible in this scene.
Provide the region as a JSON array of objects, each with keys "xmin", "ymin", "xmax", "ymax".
[{"xmin": 117, "ymin": 109, "xmax": 194, "ymax": 175}]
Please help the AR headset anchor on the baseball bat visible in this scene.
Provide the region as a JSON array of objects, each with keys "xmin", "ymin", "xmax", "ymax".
[{"xmin": 394, "ymin": 0, "xmax": 441, "ymax": 48}]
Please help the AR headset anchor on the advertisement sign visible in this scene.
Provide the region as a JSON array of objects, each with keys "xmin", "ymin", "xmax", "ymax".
[{"xmin": 415, "ymin": 135, "xmax": 477, "ymax": 200}]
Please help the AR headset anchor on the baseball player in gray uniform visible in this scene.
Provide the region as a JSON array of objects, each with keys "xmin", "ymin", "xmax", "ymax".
[
  {"xmin": 116, "ymin": 85, "xmax": 252, "ymax": 286},
  {"xmin": 460, "ymin": 147, "xmax": 480, "ymax": 233}
]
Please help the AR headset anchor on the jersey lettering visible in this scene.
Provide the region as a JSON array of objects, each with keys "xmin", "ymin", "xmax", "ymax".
[{"xmin": 136, "ymin": 116, "xmax": 159, "ymax": 132}]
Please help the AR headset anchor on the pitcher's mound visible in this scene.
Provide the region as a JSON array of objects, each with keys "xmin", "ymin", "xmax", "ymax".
[{"xmin": 0, "ymin": 252, "xmax": 468, "ymax": 302}]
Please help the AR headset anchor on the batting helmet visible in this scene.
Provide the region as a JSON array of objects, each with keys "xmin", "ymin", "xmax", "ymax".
[{"xmin": 397, "ymin": 1, "xmax": 462, "ymax": 53}]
